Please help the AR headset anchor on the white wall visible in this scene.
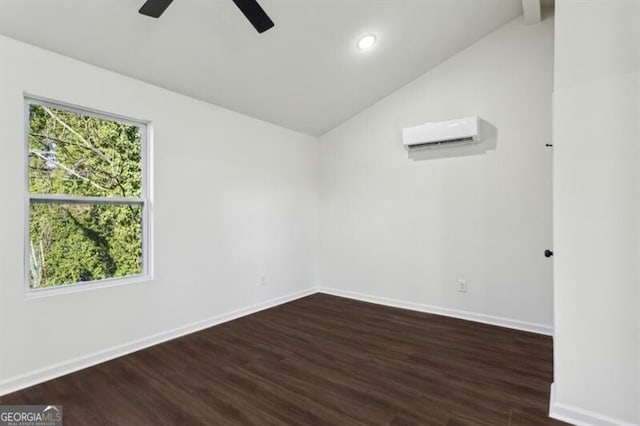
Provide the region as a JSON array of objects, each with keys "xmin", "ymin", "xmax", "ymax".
[
  {"xmin": 552, "ymin": 1, "xmax": 640, "ymax": 424},
  {"xmin": 0, "ymin": 35, "xmax": 318, "ymax": 391},
  {"xmin": 318, "ymin": 16, "xmax": 554, "ymax": 332}
]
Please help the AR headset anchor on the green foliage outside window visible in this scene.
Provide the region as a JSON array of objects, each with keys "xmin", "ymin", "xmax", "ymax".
[{"xmin": 28, "ymin": 103, "xmax": 145, "ymax": 289}]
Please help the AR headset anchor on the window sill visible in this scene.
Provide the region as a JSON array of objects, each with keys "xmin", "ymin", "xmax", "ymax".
[{"xmin": 24, "ymin": 274, "xmax": 153, "ymax": 300}]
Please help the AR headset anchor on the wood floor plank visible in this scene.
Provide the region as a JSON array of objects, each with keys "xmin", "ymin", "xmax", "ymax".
[{"xmin": 0, "ymin": 294, "xmax": 566, "ymax": 425}]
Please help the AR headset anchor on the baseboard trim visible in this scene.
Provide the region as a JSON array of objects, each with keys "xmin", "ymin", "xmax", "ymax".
[
  {"xmin": 549, "ymin": 383, "xmax": 637, "ymax": 426},
  {"xmin": 318, "ymin": 287, "xmax": 553, "ymax": 336},
  {"xmin": 0, "ymin": 287, "xmax": 556, "ymax": 396},
  {"xmin": 0, "ymin": 287, "xmax": 316, "ymax": 397}
]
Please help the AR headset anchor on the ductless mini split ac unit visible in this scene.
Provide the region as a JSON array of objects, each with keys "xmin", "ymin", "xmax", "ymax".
[{"xmin": 402, "ymin": 116, "xmax": 480, "ymax": 151}]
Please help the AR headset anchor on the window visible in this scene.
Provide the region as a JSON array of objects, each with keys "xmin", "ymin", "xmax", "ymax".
[{"xmin": 25, "ymin": 97, "xmax": 150, "ymax": 294}]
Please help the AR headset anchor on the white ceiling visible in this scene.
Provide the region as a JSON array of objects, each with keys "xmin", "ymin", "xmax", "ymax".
[{"xmin": 0, "ymin": 0, "xmax": 524, "ymax": 135}]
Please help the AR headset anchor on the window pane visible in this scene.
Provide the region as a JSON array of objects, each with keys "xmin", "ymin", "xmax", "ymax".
[
  {"xmin": 28, "ymin": 104, "xmax": 142, "ymax": 198},
  {"xmin": 29, "ymin": 203, "xmax": 143, "ymax": 289}
]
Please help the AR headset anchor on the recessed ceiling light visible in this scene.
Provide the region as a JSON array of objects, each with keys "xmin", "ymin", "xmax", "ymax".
[{"xmin": 357, "ymin": 34, "xmax": 377, "ymax": 51}]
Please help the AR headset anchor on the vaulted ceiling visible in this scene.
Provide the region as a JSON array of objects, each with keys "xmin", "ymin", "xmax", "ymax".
[{"xmin": 0, "ymin": 0, "xmax": 525, "ymax": 135}]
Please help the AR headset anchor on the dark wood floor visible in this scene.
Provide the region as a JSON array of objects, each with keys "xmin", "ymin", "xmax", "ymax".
[{"xmin": 1, "ymin": 294, "xmax": 566, "ymax": 425}]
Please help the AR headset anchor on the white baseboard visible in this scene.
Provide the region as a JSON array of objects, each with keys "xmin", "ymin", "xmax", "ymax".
[
  {"xmin": 9, "ymin": 287, "xmax": 636, "ymax": 426},
  {"xmin": 549, "ymin": 383, "xmax": 637, "ymax": 426},
  {"xmin": 0, "ymin": 287, "xmax": 316, "ymax": 397},
  {"xmin": 318, "ymin": 287, "xmax": 554, "ymax": 336},
  {"xmin": 0, "ymin": 286, "xmax": 555, "ymax": 397}
]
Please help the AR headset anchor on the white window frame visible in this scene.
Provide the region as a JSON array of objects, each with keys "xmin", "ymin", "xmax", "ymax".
[{"xmin": 24, "ymin": 95, "xmax": 153, "ymax": 298}]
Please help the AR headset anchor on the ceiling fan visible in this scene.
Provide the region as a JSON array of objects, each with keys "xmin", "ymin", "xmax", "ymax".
[{"xmin": 138, "ymin": 0, "xmax": 275, "ymax": 33}]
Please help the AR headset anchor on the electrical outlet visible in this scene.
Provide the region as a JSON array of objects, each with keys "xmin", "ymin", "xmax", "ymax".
[
  {"xmin": 458, "ymin": 279, "xmax": 467, "ymax": 293},
  {"xmin": 259, "ymin": 275, "xmax": 266, "ymax": 286}
]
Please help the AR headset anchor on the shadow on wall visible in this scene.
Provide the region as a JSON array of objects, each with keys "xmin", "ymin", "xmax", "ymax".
[{"xmin": 407, "ymin": 118, "xmax": 497, "ymax": 161}]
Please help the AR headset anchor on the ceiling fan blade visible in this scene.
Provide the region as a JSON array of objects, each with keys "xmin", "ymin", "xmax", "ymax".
[
  {"xmin": 231, "ymin": 0, "xmax": 274, "ymax": 33},
  {"xmin": 139, "ymin": 0, "xmax": 174, "ymax": 18}
]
